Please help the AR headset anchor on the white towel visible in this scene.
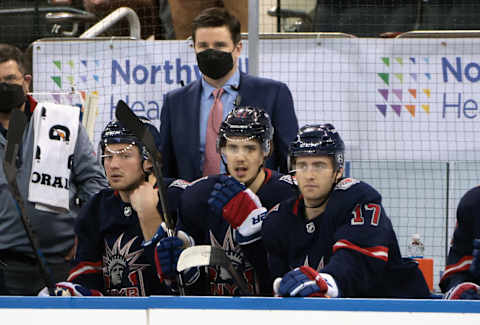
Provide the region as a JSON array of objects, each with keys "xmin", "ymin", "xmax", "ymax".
[{"xmin": 28, "ymin": 102, "xmax": 80, "ymax": 213}]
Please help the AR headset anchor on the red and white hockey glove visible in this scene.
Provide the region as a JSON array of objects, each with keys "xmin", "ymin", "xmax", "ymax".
[
  {"xmin": 38, "ymin": 282, "xmax": 103, "ymax": 296},
  {"xmin": 274, "ymin": 266, "xmax": 339, "ymax": 298},
  {"xmin": 444, "ymin": 282, "xmax": 480, "ymax": 300},
  {"xmin": 208, "ymin": 176, "xmax": 266, "ymax": 243}
]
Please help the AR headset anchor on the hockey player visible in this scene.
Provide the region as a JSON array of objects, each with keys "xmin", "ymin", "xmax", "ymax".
[
  {"xmin": 440, "ymin": 186, "xmax": 480, "ymax": 299},
  {"xmin": 40, "ymin": 118, "xmax": 188, "ymax": 296},
  {"xmin": 262, "ymin": 124, "xmax": 431, "ymax": 298},
  {"xmin": 154, "ymin": 106, "xmax": 298, "ymax": 296}
]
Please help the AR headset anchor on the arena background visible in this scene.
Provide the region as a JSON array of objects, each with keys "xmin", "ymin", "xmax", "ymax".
[{"xmin": 2, "ymin": 0, "xmax": 480, "ymax": 294}]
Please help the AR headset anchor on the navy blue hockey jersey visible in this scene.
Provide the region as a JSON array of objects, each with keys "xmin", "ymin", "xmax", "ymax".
[
  {"xmin": 178, "ymin": 169, "xmax": 297, "ymax": 296},
  {"xmin": 262, "ymin": 178, "xmax": 430, "ymax": 298},
  {"xmin": 440, "ymin": 186, "xmax": 480, "ymax": 292},
  {"xmin": 68, "ymin": 178, "xmax": 187, "ymax": 296}
]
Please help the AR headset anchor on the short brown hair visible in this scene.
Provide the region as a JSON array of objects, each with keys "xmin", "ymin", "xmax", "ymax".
[
  {"xmin": 0, "ymin": 43, "xmax": 26, "ymax": 74},
  {"xmin": 192, "ymin": 7, "xmax": 241, "ymax": 45}
]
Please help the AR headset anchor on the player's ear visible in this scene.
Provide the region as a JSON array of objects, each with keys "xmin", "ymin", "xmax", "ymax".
[
  {"xmin": 143, "ymin": 159, "xmax": 153, "ymax": 174},
  {"xmin": 335, "ymin": 167, "xmax": 344, "ymax": 182},
  {"xmin": 220, "ymin": 146, "xmax": 227, "ymax": 156}
]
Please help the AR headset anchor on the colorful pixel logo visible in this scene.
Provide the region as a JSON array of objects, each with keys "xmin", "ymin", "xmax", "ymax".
[
  {"xmin": 376, "ymin": 57, "xmax": 432, "ymax": 117},
  {"xmin": 51, "ymin": 59, "xmax": 100, "ymax": 89}
]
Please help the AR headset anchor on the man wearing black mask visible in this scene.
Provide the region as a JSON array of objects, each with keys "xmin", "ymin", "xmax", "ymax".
[
  {"xmin": 0, "ymin": 43, "xmax": 107, "ymax": 295},
  {"xmin": 159, "ymin": 7, "xmax": 298, "ymax": 182}
]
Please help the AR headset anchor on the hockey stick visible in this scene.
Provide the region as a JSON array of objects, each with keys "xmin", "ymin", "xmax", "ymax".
[
  {"xmin": 114, "ymin": 100, "xmax": 186, "ymax": 294},
  {"xmin": 81, "ymin": 92, "xmax": 99, "ymax": 143},
  {"xmin": 3, "ymin": 109, "xmax": 56, "ymax": 296},
  {"xmin": 177, "ymin": 245, "xmax": 251, "ymax": 295},
  {"xmin": 115, "ymin": 100, "xmax": 175, "ymax": 233}
]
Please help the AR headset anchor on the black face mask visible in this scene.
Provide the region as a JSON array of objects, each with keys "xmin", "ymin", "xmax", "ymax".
[
  {"xmin": 0, "ymin": 82, "xmax": 25, "ymax": 113},
  {"xmin": 196, "ymin": 48, "xmax": 234, "ymax": 80}
]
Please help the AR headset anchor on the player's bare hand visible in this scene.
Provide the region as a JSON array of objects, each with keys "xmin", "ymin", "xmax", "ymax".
[
  {"xmin": 130, "ymin": 174, "xmax": 163, "ymax": 240},
  {"xmin": 130, "ymin": 174, "xmax": 158, "ymax": 215}
]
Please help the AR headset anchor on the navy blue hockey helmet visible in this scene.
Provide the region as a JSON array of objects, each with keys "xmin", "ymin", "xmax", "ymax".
[
  {"xmin": 288, "ymin": 123, "xmax": 345, "ymax": 171},
  {"xmin": 99, "ymin": 117, "xmax": 161, "ymax": 161},
  {"xmin": 217, "ymin": 106, "xmax": 274, "ymax": 155}
]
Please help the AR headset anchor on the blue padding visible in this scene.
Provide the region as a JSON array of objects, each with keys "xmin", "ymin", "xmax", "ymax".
[
  {"xmin": 0, "ymin": 296, "xmax": 149, "ymax": 309},
  {"xmin": 0, "ymin": 296, "xmax": 479, "ymax": 313}
]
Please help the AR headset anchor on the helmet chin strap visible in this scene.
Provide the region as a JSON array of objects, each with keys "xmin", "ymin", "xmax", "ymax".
[{"xmin": 244, "ymin": 164, "xmax": 264, "ymax": 188}]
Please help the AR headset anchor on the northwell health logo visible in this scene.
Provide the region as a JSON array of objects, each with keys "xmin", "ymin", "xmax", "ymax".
[
  {"xmin": 51, "ymin": 59, "xmax": 100, "ymax": 89},
  {"xmin": 375, "ymin": 57, "xmax": 431, "ymax": 117}
]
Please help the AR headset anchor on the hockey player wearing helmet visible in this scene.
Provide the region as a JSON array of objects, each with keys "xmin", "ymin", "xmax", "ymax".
[
  {"xmin": 440, "ymin": 186, "xmax": 480, "ymax": 300},
  {"xmin": 216, "ymin": 105, "xmax": 274, "ymax": 189},
  {"xmin": 154, "ymin": 106, "xmax": 298, "ymax": 296},
  {"xmin": 262, "ymin": 124, "xmax": 431, "ymax": 299},
  {"xmin": 39, "ymin": 118, "xmax": 189, "ymax": 296}
]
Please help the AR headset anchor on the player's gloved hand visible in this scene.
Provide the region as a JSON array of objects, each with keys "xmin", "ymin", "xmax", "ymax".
[
  {"xmin": 208, "ymin": 175, "xmax": 267, "ymax": 239},
  {"xmin": 273, "ymin": 266, "xmax": 339, "ymax": 298},
  {"xmin": 444, "ymin": 282, "xmax": 480, "ymax": 300},
  {"xmin": 155, "ymin": 236, "xmax": 184, "ymax": 282},
  {"xmin": 38, "ymin": 282, "xmax": 103, "ymax": 296},
  {"xmin": 469, "ymin": 238, "xmax": 480, "ymax": 279}
]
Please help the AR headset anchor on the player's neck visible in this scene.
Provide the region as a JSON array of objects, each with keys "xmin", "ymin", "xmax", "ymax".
[
  {"xmin": 304, "ymin": 198, "xmax": 328, "ymax": 220},
  {"xmin": 247, "ymin": 168, "xmax": 266, "ymax": 194},
  {"xmin": 118, "ymin": 190, "xmax": 132, "ymax": 203}
]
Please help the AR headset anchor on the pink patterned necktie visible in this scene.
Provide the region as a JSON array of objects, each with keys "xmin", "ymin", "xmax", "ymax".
[{"xmin": 203, "ymin": 88, "xmax": 224, "ymax": 176}]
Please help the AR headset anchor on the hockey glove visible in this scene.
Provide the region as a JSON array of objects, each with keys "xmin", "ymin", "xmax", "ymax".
[
  {"xmin": 208, "ymin": 175, "xmax": 267, "ymax": 239},
  {"xmin": 38, "ymin": 282, "xmax": 103, "ymax": 296},
  {"xmin": 274, "ymin": 266, "xmax": 339, "ymax": 298},
  {"xmin": 155, "ymin": 236, "xmax": 184, "ymax": 282},
  {"xmin": 444, "ymin": 282, "xmax": 480, "ymax": 300},
  {"xmin": 469, "ymin": 238, "xmax": 480, "ymax": 279}
]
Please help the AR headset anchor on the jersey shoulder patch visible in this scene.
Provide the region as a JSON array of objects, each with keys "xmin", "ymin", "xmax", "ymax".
[
  {"xmin": 188, "ymin": 175, "xmax": 209, "ymax": 187},
  {"xmin": 268, "ymin": 203, "xmax": 280, "ymax": 213},
  {"xmin": 335, "ymin": 178, "xmax": 360, "ymax": 191},
  {"xmin": 279, "ymin": 174, "xmax": 297, "ymax": 186},
  {"xmin": 168, "ymin": 179, "xmax": 190, "ymax": 189}
]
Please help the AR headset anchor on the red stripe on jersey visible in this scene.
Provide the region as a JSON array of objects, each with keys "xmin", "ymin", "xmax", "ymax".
[
  {"xmin": 333, "ymin": 239, "xmax": 389, "ymax": 262},
  {"xmin": 292, "ymin": 195, "xmax": 303, "ymax": 215},
  {"xmin": 67, "ymin": 261, "xmax": 102, "ymax": 281},
  {"xmin": 440, "ymin": 255, "xmax": 473, "ymax": 283},
  {"xmin": 263, "ymin": 168, "xmax": 273, "ymax": 184}
]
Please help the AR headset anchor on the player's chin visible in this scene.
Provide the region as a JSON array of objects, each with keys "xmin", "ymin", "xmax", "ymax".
[
  {"xmin": 301, "ymin": 187, "xmax": 321, "ymax": 198},
  {"xmin": 236, "ymin": 173, "xmax": 257, "ymax": 185},
  {"xmin": 109, "ymin": 180, "xmax": 133, "ymax": 191}
]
